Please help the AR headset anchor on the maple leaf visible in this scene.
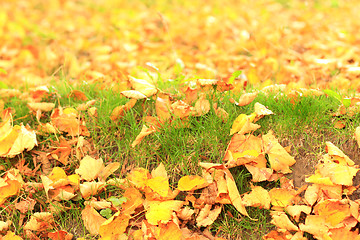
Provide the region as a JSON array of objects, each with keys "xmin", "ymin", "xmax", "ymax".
[
  {"xmin": 121, "ymin": 75, "xmax": 157, "ymax": 99},
  {"xmin": 153, "ymin": 221, "xmax": 183, "ymax": 240},
  {"xmin": 194, "ymin": 94, "xmax": 210, "ymax": 116},
  {"xmin": 0, "ymin": 169, "xmax": 23, "ymax": 204},
  {"xmin": 144, "ymin": 200, "xmax": 184, "ymax": 225},
  {"xmin": 23, "ymin": 212, "xmax": 54, "ymax": 232},
  {"xmin": 0, "ymin": 115, "xmax": 37, "ymax": 157},
  {"xmin": 110, "ymin": 99, "xmax": 137, "ymax": 122},
  {"xmin": 131, "ymin": 124, "xmax": 157, "ymax": 147},
  {"xmin": 313, "ymin": 199, "xmax": 351, "ymax": 227},
  {"xmin": 270, "ymin": 211, "xmax": 299, "ymax": 231},
  {"xmin": 242, "ymin": 185, "xmax": 271, "ymax": 209},
  {"xmin": 196, "ymin": 204, "xmax": 222, "ymax": 227},
  {"xmin": 263, "ymin": 130, "xmax": 296, "ymax": 174},
  {"xmin": 81, "ymin": 205, "xmax": 106, "ymax": 235},
  {"xmin": 51, "ymin": 107, "xmax": 89, "ymax": 136},
  {"xmin": 236, "ymin": 92, "xmax": 258, "ymax": 106},
  {"xmin": 1, "ymin": 231, "xmax": 23, "ymax": 240},
  {"xmin": 75, "ymin": 156, "xmax": 104, "ymax": 181},
  {"xmin": 155, "ymin": 94, "xmax": 172, "ymax": 123},
  {"xmin": 98, "ymin": 211, "xmax": 130, "ymax": 239},
  {"xmin": 229, "ymin": 113, "xmax": 259, "ymax": 135},
  {"xmin": 177, "ymin": 175, "xmax": 209, "ymax": 191},
  {"xmin": 268, "ymin": 188, "xmax": 300, "ymax": 210}
]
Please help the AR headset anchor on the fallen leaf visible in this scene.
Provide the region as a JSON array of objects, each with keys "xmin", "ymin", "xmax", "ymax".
[
  {"xmin": 144, "ymin": 200, "xmax": 184, "ymax": 225},
  {"xmin": 263, "ymin": 130, "xmax": 296, "ymax": 174},
  {"xmin": 75, "ymin": 156, "xmax": 104, "ymax": 181},
  {"xmin": 196, "ymin": 204, "xmax": 222, "ymax": 227},
  {"xmin": 242, "ymin": 185, "xmax": 271, "ymax": 209},
  {"xmin": 131, "ymin": 124, "xmax": 157, "ymax": 147},
  {"xmin": 81, "ymin": 205, "xmax": 106, "ymax": 235},
  {"xmin": 178, "ymin": 175, "xmax": 209, "ymax": 191},
  {"xmin": 99, "ymin": 211, "xmax": 130, "ymax": 239}
]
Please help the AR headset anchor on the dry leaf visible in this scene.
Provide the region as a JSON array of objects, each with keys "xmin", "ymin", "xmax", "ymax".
[{"xmin": 81, "ymin": 205, "xmax": 106, "ymax": 235}]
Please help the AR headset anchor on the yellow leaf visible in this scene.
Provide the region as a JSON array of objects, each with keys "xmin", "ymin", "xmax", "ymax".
[
  {"xmin": 224, "ymin": 169, "xmax": 249, "ymax": 217},
  {"xmin": 127, "ymin": 168, "xmax": 150, "ymax": 189},
  {"xmin": 263, "ymin": 130, "xmax": 296, "ymax": 174},
  {"xmin": 254, "ymin": 102, "xmax": 273, "ymax": 119},
  {"xmin": 146, "ymin": 176, "xmax": 170, "ymax": 197},
  {"xmin": 145, "ymin": 200, "xmax": 184, "ymax": 225},
  {"xmin": 121, "ymin": 90, "xmax": 148, "ymax": 99},
  {"xmin": 2, "ymin": 231, "xmax": 23, "ymax": 240},
  {"xmin": 178, "ymin": 175, "xmax": 208, "ymax": 191},
  {"xmin": 355, "ymin": 126, "xmax": 360, "ymax": 148},
  {"xmin": 6, "ymin": 124, "xmax": 37, "ymax": 158},
  {"xmin": 317, "ymin": 161, "xmax": 359, "ymax": 186},
  {"xmin": 305, "ymin": 170, "xmax": 334, "ymax": 186},
  {"xmin": 268, "ymin": 188, "xmax": 298, "ymax": 209},
  {"xmin": 230, "ymin": 113, "xmax": 258, "ymax": 135}
]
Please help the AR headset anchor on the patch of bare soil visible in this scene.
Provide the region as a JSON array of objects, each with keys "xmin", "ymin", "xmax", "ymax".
[{"xmin": 281, "ymin": 133, "xmax": 360, "ymax": 189}]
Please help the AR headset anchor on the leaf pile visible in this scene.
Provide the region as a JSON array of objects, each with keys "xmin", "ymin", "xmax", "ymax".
[{"xmin": 2, "ymin": 0, "xmax": 360, "ymax": 239}]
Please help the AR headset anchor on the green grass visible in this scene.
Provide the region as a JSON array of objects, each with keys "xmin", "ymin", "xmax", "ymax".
[{"xmin": 1, "ymin": 79, "xmax": 359, "ymax": 239}]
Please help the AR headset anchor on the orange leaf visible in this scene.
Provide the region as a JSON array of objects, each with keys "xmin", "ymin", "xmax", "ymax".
[
  {"xmin": 270, "ymin": 211, "xmax": 299, "ymax": 231},
  {"xmin": 99, "ymin": 211, "xmax": 130, "ymax": 238},
  {"xmin": 242, "ymin": 185, "xmax": 271, "ymax": 209},
  {"xmin": 122, "ymin": 188, "xmax": 144, "ymax": 214},
  {"xmin": 68, "ymin": 90, "xmax": 88, "ymax": 101},
  {"xmin": 48, "ymin": 230, "xmax": 73, "ymax": 240},
  {"xmin": 154, "ymin": 221, "xmax": 183, "ymax": 240},
  {"xmin": 131, "ymin": 124, "xmax": 156, "ymax": 147},
  {"xmin": 313, "ymin": 199, "xmax": 351, "ymax": 227},
  {"xmin": 237, "ymin": 92, "xmax": 258, "ymax": 106},
  {"xmin": 194, "ymin": 96, "xmax": 210, "ymax": 116},
  {"xmin": 329, "ymin": 227, "xmax": 360, "ymax": 240},
  {"xmin": 196, "ymin": 204, "xmax": 222, "ymax": 227},
  {"xmin": 0, "ymin": 170, "xmax": 23, "ymax": 205},
  {"xmin": 156, "ymin": 94, "xmax": 172, "ymax": 123},
  {"xmin": 81, "ymin": 205, "xmax": 106, "ymax": 235},
  {"xmin": 268, "ymin": 188, "xmax": 299, "ymax": 209},
  {"xmin": 110, "ymin": 99, "xmax": 137, "ymax": 121}
]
